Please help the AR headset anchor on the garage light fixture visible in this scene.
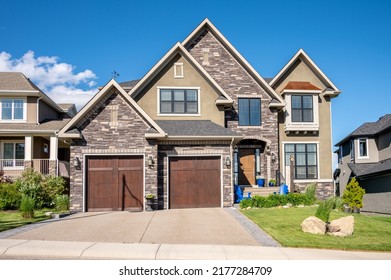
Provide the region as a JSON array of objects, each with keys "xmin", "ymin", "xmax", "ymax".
[
  {"xmin": 147, "ymin": 156, "xmax": 154, "ymax": 168},
  {"xmin": 74, "ymin": 156, "xmax": 81, "ymax": 170},
  {"xmin": 225, "ymin": 156, "xmax": 231, "ymax": 167}
]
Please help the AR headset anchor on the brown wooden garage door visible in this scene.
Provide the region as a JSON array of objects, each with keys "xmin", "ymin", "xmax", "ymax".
[
  {"xmin": 86, "ymin": 156, "xmax": 143, "ymax": 211},
  {"xmin": 169, "ymin": 156, "xmax": 221, "ymax": 209}
]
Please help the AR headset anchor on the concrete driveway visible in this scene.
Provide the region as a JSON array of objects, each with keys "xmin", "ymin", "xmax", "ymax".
[{"xmin": 6, "ymin": 208, "xmax": 268, "ymax": 246}]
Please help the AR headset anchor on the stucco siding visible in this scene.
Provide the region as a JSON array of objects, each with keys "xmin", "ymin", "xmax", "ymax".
[{"xmin": 135, "ymin": 54, "xmax": 225, "ymax": 126}]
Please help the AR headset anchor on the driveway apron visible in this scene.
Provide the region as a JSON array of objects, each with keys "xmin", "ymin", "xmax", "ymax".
[{"xmin": 5, "ymin": 208, "xmax": 262, "ymax": 246}]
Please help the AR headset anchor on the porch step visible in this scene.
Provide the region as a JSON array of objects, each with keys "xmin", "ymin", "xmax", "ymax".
[{"xmin": 242, "ymin": 186, "xmax": 280, "ymax": 197}]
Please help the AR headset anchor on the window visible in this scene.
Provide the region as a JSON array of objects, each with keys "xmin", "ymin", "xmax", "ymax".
[
  {"xmin": 2, "ymin": 142, "xmax": 24, "ymax": 168},
  {"xmin": 1, "ymin": 99, "xmax": 25, "ymax": 121},
  {"xmin": 159, "ymin": 89, "xmax": 198, "ymax": 114},
  {"xmin": 291, "ymin": 95, "xmax": 313, "ymax": 122},
  {"xmin": 359, "ymin": 138, "xmax": 368, "ymax": 157},
  {"xmin": 238, "ymin": 98, "xmax": 261, "ymax": 126},
  {"xmin": 285, "ymin": 143, "xmax": 318, "ymax": 179}
]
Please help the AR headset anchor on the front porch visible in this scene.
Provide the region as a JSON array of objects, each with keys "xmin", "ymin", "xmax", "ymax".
[{"xmin": 0, "ymin": 135, "xmax": 70, "ymax": 178}]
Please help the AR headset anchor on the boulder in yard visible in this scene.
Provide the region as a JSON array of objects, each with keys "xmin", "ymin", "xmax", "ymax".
[
  {"xmin": 328, "ymin": 216, "xmax": 354, "ymax": 237},
  {"xmin": 301, "ymin": 216, "xmax": 326, "ymax": 235}
]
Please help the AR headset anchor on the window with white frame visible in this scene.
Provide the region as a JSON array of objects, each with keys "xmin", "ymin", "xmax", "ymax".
[
  {"xmin": 0, "ymin": 99, "xmax": 25, "ymax": 121},
  {"xmin": 358, "ymin": 138, "xmax": 368, "ymax": 158},
  {"xmin": 1, "ymin": 142, "xmax": 25, "ymax": 168},
  {"xmin": 159, "ymin": 88, "xmax": 199, "ymax": 114},
  {"xmin": 285, "ymin": 143, "xmax": 318, "ymax": 179}
]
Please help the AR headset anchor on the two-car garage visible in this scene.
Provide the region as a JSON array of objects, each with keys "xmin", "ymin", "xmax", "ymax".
[{"xmin": 85, "ymin": 155, "xmax": 222, "ymax": 211}]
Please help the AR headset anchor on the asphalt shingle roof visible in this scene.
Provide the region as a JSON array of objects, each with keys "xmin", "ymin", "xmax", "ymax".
[
  {"xmin": 335, "ymin": 114, "xmax": 391, "ymax": 146},
  {"xmin": 348, "ymin": 158, "xmax": 391, "ymax": 177},
  {"xmin": 0, "ymin": 72, "xmax": 40, "ymax": 91},
  {"xmin": 118, "ymin": 80, "xmax": 140, "ymax": 89},
  {"xmin": 0, "ymin": 119, "xmax": 71, "ymax": 132},
  {"xmin": 155, "ymin": 120, "xmax": 240, "ymax": 137}
]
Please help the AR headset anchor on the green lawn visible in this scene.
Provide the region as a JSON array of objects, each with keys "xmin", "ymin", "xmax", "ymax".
[
  {"xmin": 241, "ymin": 206, "xmax": 391, "ymax": 251},
  {"xmin": 0, "ymin": 210, "xmax": 51, "ymax": 232}
]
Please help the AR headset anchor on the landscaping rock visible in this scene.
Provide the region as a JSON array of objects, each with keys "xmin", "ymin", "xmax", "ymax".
[
  {"xmin": 45, "ymin": 212, "xmax": 53, "ymax": 217},
  {"xmin": 328, "ymin": 216, "xmax": 354, "ymax": 237},
  {"xmin": 301, "ymin": 216, "xmax": 326, "ymax": 235}
]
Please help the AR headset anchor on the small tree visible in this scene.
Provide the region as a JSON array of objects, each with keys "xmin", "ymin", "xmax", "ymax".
[{"xmin": 342, "ymin": 177, "xmax": 365, "ymax": 210}]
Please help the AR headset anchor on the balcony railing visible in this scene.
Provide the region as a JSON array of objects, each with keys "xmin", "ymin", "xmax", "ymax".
[{"xmin": 0, "ymin": 159, "xmax": 70, "ymax": 178}]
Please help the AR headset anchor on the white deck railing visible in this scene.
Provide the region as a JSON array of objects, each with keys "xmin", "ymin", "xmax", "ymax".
[{"xmin": 0, "ymin": 159, "xmax": 70, "ymax": 178}]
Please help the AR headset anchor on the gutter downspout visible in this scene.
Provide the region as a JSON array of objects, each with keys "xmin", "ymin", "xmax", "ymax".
[{"xmin": 230, "ymin": 137, "xmax": 235, "ymax": 206}]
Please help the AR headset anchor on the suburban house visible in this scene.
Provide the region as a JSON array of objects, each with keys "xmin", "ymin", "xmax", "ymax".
[
  {"xmin": 57, "ymin": 19, "xmax": 340, "ymax": 212},
  {"xmin": 0, "ymin": 72, "xmax": 74, "ymax": 178},
  {"xmin": 335, "ymin": 114, "xmax": 391, "ymax": 214}
]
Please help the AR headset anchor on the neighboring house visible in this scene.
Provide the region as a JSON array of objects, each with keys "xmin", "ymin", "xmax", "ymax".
[
  {"xmin": 335, "ymin": 114, "xmax": 391, "ymax": 214},
  {"xmin": 0, "ymin": 72, "xmax": 73, "ymax": 178},
  {"xmin": 58, "ymin": 19, "xmax": 340, "ymax": 212}
]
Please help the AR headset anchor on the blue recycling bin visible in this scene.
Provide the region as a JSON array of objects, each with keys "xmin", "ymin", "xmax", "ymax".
[
  {"xmin": 279, "ymin": 184, "xmax": 288, "ymax": 195},
  {"xmin": 234, "ymin": 185, "xmax": 243, "ymax": 203},
  {"xmin": 256, "ymin": 178, "xmax": 265, "ymax": 187}
]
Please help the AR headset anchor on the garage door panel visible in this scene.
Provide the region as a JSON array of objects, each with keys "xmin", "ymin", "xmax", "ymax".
[
  {"xmin": 87, "ymin": 156, "xmax": 143, "ymax": 212},
  {"xmin": 169, "ymin": 157, "xmax": 221, "ymax": 209}
]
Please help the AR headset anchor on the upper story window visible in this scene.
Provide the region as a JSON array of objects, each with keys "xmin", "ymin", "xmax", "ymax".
[
  {"xmin": 292, "ymin": 95, "xmax": 313, "ymax": 122},
  {"xmin": 159, "ymin": 88, "xmax": 199, "ymax": 115},
  {"xmin": 238, "ymin": 98, "xmax": 261, "ymax": 126},
  {"xmin": 0, "ymin": 98, "xmax": 25, "ymax": 121},
  {"xmin": 358, "ymin": 138, "xmax": 368, "ymax": 158},
  {"xmin": 285, "ymin": 143, "xmax": 318, "ymax": 179},
  {"xmin": 350, "ymin": 139, "xmax": 355, "ymax": 161}
]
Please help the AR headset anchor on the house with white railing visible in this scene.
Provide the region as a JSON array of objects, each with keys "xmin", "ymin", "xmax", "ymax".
[{"xmin": 0, "ymin": 72, "xmax": 75, "ymax": 178}]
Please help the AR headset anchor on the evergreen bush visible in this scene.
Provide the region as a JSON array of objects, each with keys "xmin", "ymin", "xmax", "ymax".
[
  {"xmin": 19, "ymin": 195, "xmax": 35, "ymax": 219},
  {"xmin": 342, "ymin": 177, "xmax": 365, "ymax": 210}
]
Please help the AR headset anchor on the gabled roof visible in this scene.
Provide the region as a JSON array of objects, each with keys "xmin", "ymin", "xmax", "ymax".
[
  {"xmin": 58, "ymin": 79, "xmax": 165, "ymax": 138},
  {"xmin": 270, "ymin": 49, "xmax": 341, "ymax": 97},
  {"xmin": 155, "ymin": 120, "xmax": 242, "ymax": 140},
  {"xmin": 335, "ymin": 114, "xmax": 391, "ymax": 146},
  {"xmin": 182, "ymin": 19, "xmax": 285, "ymax": 108},
  {"xmin": 118, "ymin": 79, "xmax": 140, "ymax": 92},
  {"xmin": 0, "ymin": 72, "xmax": 74, "ymax": 115},
  {"xmin": 129, "ymin": 42, "xmax": 233, "ymax": 106}
]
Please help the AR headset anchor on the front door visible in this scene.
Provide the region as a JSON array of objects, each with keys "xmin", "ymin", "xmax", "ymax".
[{"xmin": 238, "ymin": 149, "xmax": 255, "ymax": 185}]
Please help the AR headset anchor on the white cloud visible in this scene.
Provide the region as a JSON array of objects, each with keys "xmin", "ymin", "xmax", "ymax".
[{"xmin": 0, "ymin": 50, "xmax": 98, "ymax": 110}]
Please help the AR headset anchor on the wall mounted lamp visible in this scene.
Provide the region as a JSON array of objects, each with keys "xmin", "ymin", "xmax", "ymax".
[
  {"xmin": 225, "ymin": 156, "xmax": 231, "ymax": 167},
  {"xmin": 147, "ymin": 156, "xmax": 154, "ymax": 168},
  {"xmin": 74, "ymin": 156, "xmax": 81, "ymax": 170}
]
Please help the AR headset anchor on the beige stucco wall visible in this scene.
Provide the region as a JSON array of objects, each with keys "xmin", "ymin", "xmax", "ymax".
[
  {"xmin": 355, "ymin": 138, "xmax": 379, "ymax": 163},
  {"xmin": 276, "ymin": 59, "xmax": 333, "ymax": 181},
  {"xmin": 135, "ymin": 54, "xmax": 225, "ymax": 126},
  {"xmin": 27, "ymin": 96, "xmax": 37, "ymax": 123}
]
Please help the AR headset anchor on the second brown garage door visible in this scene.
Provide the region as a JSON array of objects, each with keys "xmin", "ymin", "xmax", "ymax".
[
  {"xmin": 169, "ymin": 156, "xmax": 221, "ymax": 209},
  {"xmin": 86, "ymin": 155, "xmax": 143, "ymax": 211}
]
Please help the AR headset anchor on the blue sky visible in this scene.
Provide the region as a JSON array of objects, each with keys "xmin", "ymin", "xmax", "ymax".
[{"xmin": 1, "ymin": 0, "xmax": 390, "ymax": 150}]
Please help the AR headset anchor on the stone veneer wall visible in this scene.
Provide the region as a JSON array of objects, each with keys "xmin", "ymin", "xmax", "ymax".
[
  {"xmin": 69, "ymin": 89, "xmax": 157, "ymax": 212},
  {"xmin": 295, "ymin": 182, "xmax": 334, "ymax": 200},
  {"xmin": 157, "ymin": 140, "xmax": 232, "ymax": 209},
  {"xmin": 186, "ymin": 29, "xmax": 279, "ymax": 181}
]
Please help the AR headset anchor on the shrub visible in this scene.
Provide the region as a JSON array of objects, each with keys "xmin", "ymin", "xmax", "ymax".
[
  {"xmin": 342, "ymin": 177, "xmax": 365, "ymax": 210},
  {"xmin": 0, "ymin": 183, "xmax": 21, "ymax": 210},
  {"xmin": 19, "ymin": 195, "xmax": 35, "ymax": 219},
  {"xmin": 15, "ymin": 168, "xmax": 67, "ymax": 209},
  {"xmin": 41, "ymin": 176, "xmax": 66, "ymax": 207},
  {"xmin": 239, "ymin": 198, "xmax": 253, "ymax": 208},
  {"xmin": 315, "ymin": 197, "xmax": 335, "ymax": 222},
  {"xmin": 54, "ymin": 194, "xmax": 69, "ymax": 212},
  {"xmin": 304, "ymin": 183, "xmax": 317, "ymax": 204}
]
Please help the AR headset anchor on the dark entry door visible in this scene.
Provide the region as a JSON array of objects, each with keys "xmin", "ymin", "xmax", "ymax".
[{"xmin": 87, "ymin": 156, "xmax": 143, "ymax": 211}]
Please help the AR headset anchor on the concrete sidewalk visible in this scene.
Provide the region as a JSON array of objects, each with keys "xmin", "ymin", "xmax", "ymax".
[{"xmin": 1, "ymin": 239, "xmax": 391, "ymax": 259}]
